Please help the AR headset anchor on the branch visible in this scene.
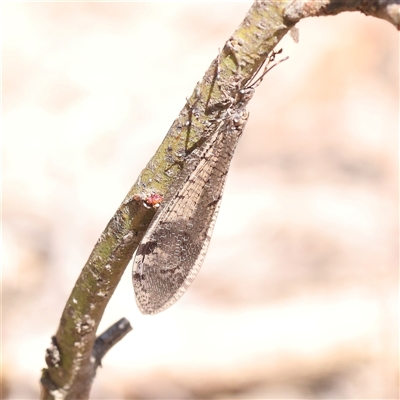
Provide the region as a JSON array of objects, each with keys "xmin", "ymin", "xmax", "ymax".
[
  {"xmin": 92, "ymin": 318, "xmax": 133, "ymax": 365},
  {"xmin": 40, "ymin": 1, "xmax": 399, "ymax": 399},
  {"xmin": 284, "ymin": 0, "xmax": 400, "ymax": 29},
  {"xmin": 41, "ymin": 319, "xmax": 132, "ymax": 399}
]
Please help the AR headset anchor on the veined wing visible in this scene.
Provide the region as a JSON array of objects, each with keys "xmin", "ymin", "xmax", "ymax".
[{"xmin": 132, "ymin": 116, "xmax": 245, "ymax": 314}]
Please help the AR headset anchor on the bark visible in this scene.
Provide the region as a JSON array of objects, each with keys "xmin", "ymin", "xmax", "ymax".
[{"xmin": 40, "ymin": 1, "xmax": 400, "ymax": 398}]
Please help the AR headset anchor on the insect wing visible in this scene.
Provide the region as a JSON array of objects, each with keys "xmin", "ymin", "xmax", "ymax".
[{"xmin": 133, "ymin": 120, "xmax": 243, "ymax": 314}]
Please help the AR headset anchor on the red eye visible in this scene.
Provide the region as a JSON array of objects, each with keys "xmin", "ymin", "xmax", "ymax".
[{"xmin": 146, "ymin": 194, "xmax": 164, "ymax": 207}]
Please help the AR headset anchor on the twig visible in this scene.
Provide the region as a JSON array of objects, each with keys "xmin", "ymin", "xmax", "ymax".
[
  {"xmin": 41, "ymin": 319, "xmax": 132, "ymax": 399},
  {"xmin": 92, "ymin": 318, "xmax": 133, "ymax": 365},
  {"xmin": 40, "ymin": 1, "xmax": 400, "ymax": 398},
  {"xmin": 284, "ymin": 0, "xmax": 400, "ymax": 29}
]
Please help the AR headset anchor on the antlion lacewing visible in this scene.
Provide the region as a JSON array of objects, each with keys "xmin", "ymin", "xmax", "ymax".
[{"xmin": 132, "ymin": 50, "xmax": 286, "ymax": 314}]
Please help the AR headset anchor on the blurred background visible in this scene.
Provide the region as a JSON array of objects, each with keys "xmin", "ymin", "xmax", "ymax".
[{"xmin": 2, "ymin": 3, "xmax": 398, "ymax": 399}]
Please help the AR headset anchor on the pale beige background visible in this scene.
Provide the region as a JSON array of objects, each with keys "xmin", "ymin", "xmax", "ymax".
[{"xmin": 2, "ymin": 3, "xmax": 398, "ymax": 399}]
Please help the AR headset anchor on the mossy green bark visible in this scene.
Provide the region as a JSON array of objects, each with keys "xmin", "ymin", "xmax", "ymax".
[
  {"xmin": 41, "ymin": 2, "xmax": 294, "ymax": 398},
  {"xmin": 40, "ymin": 0, "xmax": 400, "ymax": 396}
]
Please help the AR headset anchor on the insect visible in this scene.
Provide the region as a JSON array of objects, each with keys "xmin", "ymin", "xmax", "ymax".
[{"xmin": 132, "ymin": 50, "xmax": 286, "ymax": 314}]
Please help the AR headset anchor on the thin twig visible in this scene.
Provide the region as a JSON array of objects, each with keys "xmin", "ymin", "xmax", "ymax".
[{"xmin": 93, "ymin": 318, "xmax": 133, "ymax": 365}]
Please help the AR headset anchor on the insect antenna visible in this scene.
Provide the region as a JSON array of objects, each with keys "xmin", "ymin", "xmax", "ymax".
[{"xmin": 246, "ymin": 49, "xmax": 288, "ymax": 90}]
